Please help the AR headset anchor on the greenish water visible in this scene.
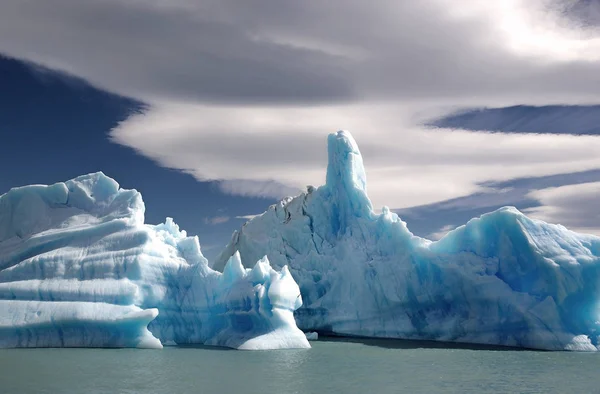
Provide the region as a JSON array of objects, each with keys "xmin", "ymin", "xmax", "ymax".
[{"xmin": 1, "ymin": 338, "xmax": 599, "ymax": 394}]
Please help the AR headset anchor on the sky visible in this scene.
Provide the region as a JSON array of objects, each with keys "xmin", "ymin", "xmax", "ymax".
[{"xmin": 1, "ymin": 0, "xmax": 600, "ymax": 261}]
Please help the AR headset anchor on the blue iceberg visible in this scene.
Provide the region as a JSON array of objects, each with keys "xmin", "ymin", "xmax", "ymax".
[
  {"xmin": 0, "ymin": 173, "xmax": 309, "ymax": 349},
  {"xmin": 214, "ymin": 130, "xmax": 600, "ymax": 351}
]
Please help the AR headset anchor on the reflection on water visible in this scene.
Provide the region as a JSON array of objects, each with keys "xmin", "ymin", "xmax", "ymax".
[{"xmin": 0, "ymin": 338, "xmax": 598, "ymax": 394}]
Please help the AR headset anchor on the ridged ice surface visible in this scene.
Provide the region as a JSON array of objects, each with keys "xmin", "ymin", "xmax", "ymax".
[
  {"xmin": 214, "ymin": 130, "xmax": 600, "ymax": 351},
  {"xmin": 0, "ymin": 173, "xmax": 309, "ymax": 350}
]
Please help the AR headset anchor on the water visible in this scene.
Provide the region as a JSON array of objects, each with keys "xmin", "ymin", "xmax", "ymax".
[{"xmin": 1, "ymin": 338, "xmax": 599, "ymax": 394}]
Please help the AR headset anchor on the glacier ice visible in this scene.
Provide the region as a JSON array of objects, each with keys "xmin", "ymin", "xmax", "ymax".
[
  {"xmin": 214, "ymin": 130, "xmax": 600, "ymax": 351},
  {"xmin": 0, "ymin": 173, "xmax": 309, "ymax": 350},
  {"xmin": 304, "ymin": 331, "xmax": 319, "ymax": 341}
]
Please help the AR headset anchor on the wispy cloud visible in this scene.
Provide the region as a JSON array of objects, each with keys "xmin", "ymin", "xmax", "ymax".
[
  {"xmin": 235, "ymin": 214, "xmax": 260, "ymax": 221},
  {"xmin": 428, "ymin": 225, "xmax": 456, "ymax": 241},
  {"xmin": 203, "ymin": 216, "xmax": 230, "ymax": 225},
  {"xmin": 218, "ymin": 179, "xmax": 302, "ymax": 200},
  {"xmin": 524, "ymin": 181, "xmax": 600, "ymax": 236},
  {"xmin": 111, "ymin": 104, "xmax": 600, "ymax": 209}
]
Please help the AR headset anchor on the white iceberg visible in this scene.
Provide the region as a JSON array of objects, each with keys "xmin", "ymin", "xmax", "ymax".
[
  {"xmin": 214, "ymin": 130, "xmax": 600, "ymax": 351},
  {"xmin": 0, "ymin": 173, "xmax": 309, "ymax": 350}
]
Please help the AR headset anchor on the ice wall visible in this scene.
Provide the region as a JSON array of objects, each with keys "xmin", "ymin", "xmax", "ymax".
[
  {"xmin": 0, "ymin": 173, "xmax": 309, "ymax": 350},
  {"xmin": 214, "ymin": 130, "xmax": 600, "ymax": 351}
]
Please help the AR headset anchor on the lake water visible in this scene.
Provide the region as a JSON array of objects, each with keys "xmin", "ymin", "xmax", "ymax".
[{"xmin": 1, "ymin": 337, "xmax": 599, "ymax": 394}]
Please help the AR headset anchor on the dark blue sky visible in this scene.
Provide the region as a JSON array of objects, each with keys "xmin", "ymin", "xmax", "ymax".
[
  {"xmin": 428, "ymin": 105, "xmax": 600, "ymax": 135},
  {"xmin": 0, "ymin": 56, "xmax": 278, "ymax": 261}
]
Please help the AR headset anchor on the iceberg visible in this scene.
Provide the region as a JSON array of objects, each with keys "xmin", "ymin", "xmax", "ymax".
[
  {"xmin": 0, "ymin": 173, "xmax": 309, "ymax": 350},
  {"xmin": 214, "ymin": 130, "xmax": 600, "ymax": 351},
  {"xmin": 304, "ymin": 331, "xmax": 319, "ymax": 341}
]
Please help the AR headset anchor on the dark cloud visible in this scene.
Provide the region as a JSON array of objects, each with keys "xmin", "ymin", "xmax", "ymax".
[
  {"xmin": 559, "ymin": 0, "xmax": 600, "ymax": 27},
  {"xmin": 1, "ymin": 0, "xmax": 600, "ymax": 105},
  {"xmin": 0, "ymin": 0, "xmax": 354, "ymax": 104}
]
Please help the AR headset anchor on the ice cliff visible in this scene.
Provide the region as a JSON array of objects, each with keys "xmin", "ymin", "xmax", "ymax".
[
  {"xmin": 214, "ymin": 130, "xmax": 600, "ymax": 351},
  {"xmin": 0, "ymin": 173, "xmax": 309, "ymax": 349}
]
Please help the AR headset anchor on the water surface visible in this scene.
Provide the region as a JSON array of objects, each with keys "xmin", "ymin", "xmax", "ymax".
[{"xmin": 1, "ymin": 338, "xmax": 598, "ymax": 394}]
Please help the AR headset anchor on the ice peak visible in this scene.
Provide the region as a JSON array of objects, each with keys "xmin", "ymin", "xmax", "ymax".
[
  {"xmin": 325, "ymin": 131, "xmax": 373, "ymax": 222},
  {"xmin": 326, "ymin": 130, "xmax": 368, "ymax": 193}
]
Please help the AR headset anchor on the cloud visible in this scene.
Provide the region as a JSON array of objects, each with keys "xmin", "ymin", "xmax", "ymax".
[
  {"xmin": 235, "ymin": 214, "xmax": 260, "ymax": 221},
  {"xmin": 524, "ymin": 181, "xmax": 600, "ymax": 235},
  {"xmin": 110, "ymin": 102, "xmax": 600, "ymax": 209},
  {"xmin": 218, "ymin": 180, "xmax": 301, "ymax": 200},
  {"xmin": 0, "ymin": 0, "xmax": 353, "ymax": 104},
  {"xmin": 394, "ymin": 168, "xmax": 600, "ymax": 239},
  {"xmin": 561, "ymin": 0, "xmax": 600, "ymax": 27},
  {"xmin": 203, "ymin": 215, "xmax": 230, "ymax": 225},
  {"xmin": 3, "ymin": 0, "xmax": 600, "ymax": 216},
  {"xmin": 427, "ymin": 225, "xmax": 456, "ymax": 241},
  {"xmin": 1, "ymin": 0, "xmax": 600, "ymax": 105}
]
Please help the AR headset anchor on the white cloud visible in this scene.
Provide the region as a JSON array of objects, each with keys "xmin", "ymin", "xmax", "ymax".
[
  {"xmin": 428, "ymin": 224, "xmax": 456, "ymax": 241},
  {"xmin": 524, "ymin": 182, "xmax": 600, "ymax": 235},
  {"xmin": 218, "ymin": 180, "xmax": 301, "ymax": 200},
  {"xmin": 203, "ymin": 215, "xmax": 230, "ymax": 225},
  {"xmin": 235, "ymin": 214, "xmax": 260, "ymax": 221},
  {"xmin": 110, "ymin": 102, "xmax": 600, "ymax": 209}
]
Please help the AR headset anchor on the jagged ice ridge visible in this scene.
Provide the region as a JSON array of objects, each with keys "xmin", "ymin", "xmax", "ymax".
[
  {"xmin": 214, "ymin": 130, "xmax": 600, "ymax": 351},
  {"xmin": 0, "ymin": 173, "xmax": 309, "ymax": 349}
]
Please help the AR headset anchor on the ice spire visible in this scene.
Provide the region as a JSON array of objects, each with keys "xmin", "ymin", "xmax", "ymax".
[
  {"xmin": 326, "ymin": 131, "xmax": 368, "ymax": 192},
  {"xmin": 325, "ymin": 131, "xmax": 373, "ymax": 226}
]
